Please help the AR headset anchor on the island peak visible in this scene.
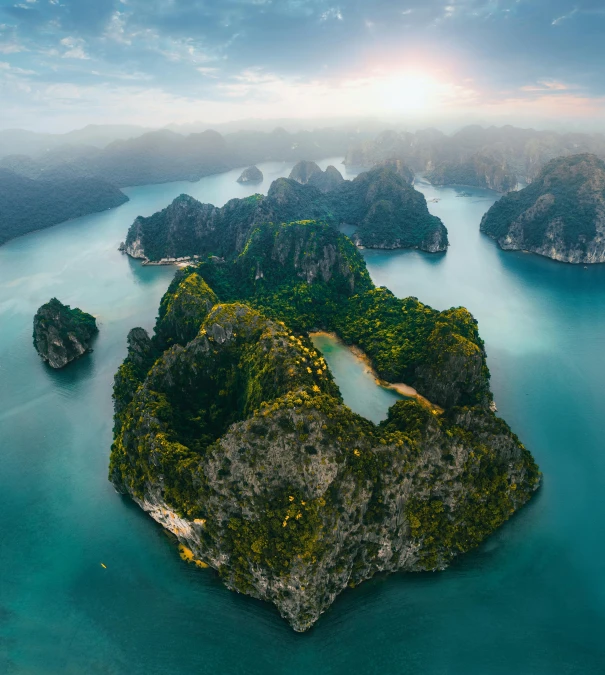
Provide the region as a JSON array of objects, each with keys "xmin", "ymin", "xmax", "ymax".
[{"xmin": 33, "ymin": 298, "xmax": 98, "ymax": 368}]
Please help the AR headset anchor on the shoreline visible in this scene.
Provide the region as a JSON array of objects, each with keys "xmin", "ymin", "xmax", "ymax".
[{"xmin": 310, "ymin": 331, "xmax": 442, "ymax": 413}]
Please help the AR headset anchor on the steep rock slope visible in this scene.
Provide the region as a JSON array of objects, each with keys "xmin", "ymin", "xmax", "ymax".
[
  {"xmin": 237, "ymin": 166, "xmax": 263, "ymax": 183},
  {"xmin": 33, "ymin": 298, "xmax": 98, "ymax": 368},
  {"xmin": 110, "ymin": 222, "xmax": 540, "ymax": 631},
  {"xmin": 426, "ymin": 154, "xmax": 518, "ymax": 193},
  {"xmin": 122, "ymin": 166, "xmax": 447, "ymax": 261},
  {"xmin": 336, "ymin": 167, "xmax": 447, "ymax": 251},
  {"xmin": 480, "ymin": 154, "xmax": 605, "ymax": 262}
]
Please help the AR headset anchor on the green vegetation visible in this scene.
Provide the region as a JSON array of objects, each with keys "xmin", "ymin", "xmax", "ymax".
[
  {"xmin": 480, "ymin": 154, "xmax": 605, "ymax": 254},
  {"xmin": 190, "ymin": 221, "xmax": 482, "ymax": 407},
  {"xmin": 335, "ymin": 167, "xmax": 447, "ymax": 249},
  {"xmin": 33, "ymin": 297, "xmax": 98, "ymax": 368},
  {"xmin": 110, "ymin": 218, "xmax": 539, "ymax": 631},
  {"xmin": 124, "ymin": 165, "xmax": 447, "ymax": 261},
  {"xmin": 335, "ymin": 288, "xmax": 491, "ymax": 407},
  {"xmin": 382, "ymin": 400, "xmax": 539, "ymax": 568},
  {"xmin": 0, "ymin": 169, "xmax": 128, "ymax": 246},
  {"xmin": 154, "ymin": 270, "xmax": 218, "ymax": 349}
]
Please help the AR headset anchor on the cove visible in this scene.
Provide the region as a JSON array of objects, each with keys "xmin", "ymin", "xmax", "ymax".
[
  {"xmin": 0, "ymin": 166, "xmax": 604, "ymax": 674},
  {"xmin": 310, "ymin": 332, "xmax": 403, "ymax": 424}
]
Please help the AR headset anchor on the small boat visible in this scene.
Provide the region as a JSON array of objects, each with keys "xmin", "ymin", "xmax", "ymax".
[{"xmin": 100, "ymin": 563, "xmax": 107, "ymax": 569}]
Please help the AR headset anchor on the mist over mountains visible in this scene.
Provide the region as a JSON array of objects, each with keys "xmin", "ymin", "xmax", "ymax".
[{"xmin": 4, "ymin": 121, "xmax": 605, "ymax": 190}]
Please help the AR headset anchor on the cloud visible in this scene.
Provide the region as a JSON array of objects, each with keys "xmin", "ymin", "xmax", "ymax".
[
  {"xmin": 60, "ymin": 36, "xmax": 90, "ymax": 59},
  {"xmin": 520, "ymin": 80, "xmax": 571, "ymax": 92},
  {"xmin": 320, "ymin": 7, "xmax": 343, "ymax": 21},
  {"xmin": 0, "ymin": 60, "xmax": 35, "ymax": 74},
  {"xmin": 197, "ymin": 66, "xmax": 219, "ymax": 77},
  {"xmin": 1, "ymin": 0, "xmax": 605, "ymax": 130},
  {"xmin": 104, "ymin": 11, "xmax": 131, "ymax": 44},
  {"xmin": 552, "ymin": 8, "xmax": 578, "ymax": 25},
  {"xmin": 0, "ymin": 42, "xmax": 27, "ymax": 53}
]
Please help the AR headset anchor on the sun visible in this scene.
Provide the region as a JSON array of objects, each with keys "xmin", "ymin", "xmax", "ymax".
[{"xmin": 373, "ymin": 71, "xmax": 447, "ymax": 113}]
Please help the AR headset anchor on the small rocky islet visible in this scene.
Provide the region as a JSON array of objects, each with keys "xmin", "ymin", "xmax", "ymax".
[
  {"xmin": 33, "ymin": 298, "xmax": 98, "ymax": 368},
  {"xmin": 236, "ymin": 165, "xmax": 263, "ymax": 184},
  {"xmin": 110, "ymin": 218, "xmax": 540, "ymax": 632}
]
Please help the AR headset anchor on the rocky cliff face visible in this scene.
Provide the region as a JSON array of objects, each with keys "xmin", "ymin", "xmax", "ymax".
[
  {"xmin": 377, "ymin": 159, "xmax": 414, "ymax": 185},
  {"xmin": 480, "ymin": 154, "xmax": 605, "ymax": 263},
  {"xmin": 122, "ymin": 193, "xmax": 261, "ymax": 262},
  {"xmin": 121, "ymin": 166, "xmax": 448, "ymax": 262},
  {"xmin": 233, "ymin": 220, "xmax": 373, "ymax": 296},
  {"xmin": 110, "ymin": 234, "xmax": 540, "ymax": 631},
  {"xmin": 337, "ymin": 167, "xmax": 448, "ymax": 251},
  {"xmin": 289, "ymin": 160, "xmax": 323, "ymax": 185},
  {"xmin": 426, "ymin": 154, "xmax": 517, "ymax": 193},
  {"xmin": 33, "ymin": 298, "xmax": 98, "ymax": 368},
  {"xmin": 110, "ymin": 277, "xmax": 539, "ymax": 631},
  {"xmin": 237, "ymin": 166, "xmax": 263, "ymax": 183},
  {"xmin": 288, "ymin": 161, "xmax": 345, "ymax": 193}
]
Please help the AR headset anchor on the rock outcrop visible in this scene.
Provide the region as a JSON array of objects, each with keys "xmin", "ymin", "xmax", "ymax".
[
  {"xmin": 377, "ymin": 159, "xmax": 414, "ymax": 185},
  {"xmin": 426, "ymin": 154, "xmax": 517, "ymax": 193},
  {"xmin": 33, "ymin": 298, "xmax": 98, "ymax": 368},
  {"xmin": 288, "ymin": 161, "xmax": 345, "ymax": 193},
  {"xmin": 122, "ymin": 166, "xmax": 447, "ymax": 262},
  {"xmin": 337, "ymin": 167, "xmax": 448, "ymax": 251},
  {"xmin": 237, "ymin": 165, "xmax": 263, "ymax": 183},
  {"xmin": 110, "ymin": 223, "xmax": 540, "ymax": 631},
  {"xmin": 289, "ymin": 160, "xmax": 323, "ymax": 185},
  {"xmin": 480, "ymin": 154, "xmax": 605, "ymax": 262}
]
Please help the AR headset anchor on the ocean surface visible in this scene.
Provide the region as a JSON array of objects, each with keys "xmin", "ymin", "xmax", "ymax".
[{"xmin": 1, "ymin": 164, "xmax": 604, "ymax": 674}]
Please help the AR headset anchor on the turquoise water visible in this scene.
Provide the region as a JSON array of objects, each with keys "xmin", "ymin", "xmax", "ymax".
[
  {"xmin": 310, "ymin": 333, "xmax": 403, "ymax": 424},
  {"xmin": 1, "ymin": 167, "xmax": 604, "ymax": 673}
]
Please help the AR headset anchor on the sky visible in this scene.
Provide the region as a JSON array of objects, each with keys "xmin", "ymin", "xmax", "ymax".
[{"xmin": 1, "ymin": 0, "xmax": 605, "ymax": 132}]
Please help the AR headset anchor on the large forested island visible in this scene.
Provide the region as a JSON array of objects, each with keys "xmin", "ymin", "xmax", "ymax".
[
  {"xmin": 0, "ymin": 169, "xmax": 128, "ymax": 245},
  {"xmin": 121, "ymin": 162, "xmax": 448, "ymax": 261},
  {"xmin": 110, "ymin": 219, "xmax": 540, "ymax": 631},
  {"xmin": 480, "ymin": 154, "xmax": 605, "ymax": 263}
]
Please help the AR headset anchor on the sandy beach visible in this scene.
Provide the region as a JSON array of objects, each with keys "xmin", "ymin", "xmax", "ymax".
[{"xmin": 310, "ymin": 331, "xmax": 442, "ymax": 413}]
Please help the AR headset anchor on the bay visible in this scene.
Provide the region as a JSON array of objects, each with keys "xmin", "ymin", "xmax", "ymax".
[{"xmin": 1, "ymin": 166, "xmax": 604, "ymax": 674}]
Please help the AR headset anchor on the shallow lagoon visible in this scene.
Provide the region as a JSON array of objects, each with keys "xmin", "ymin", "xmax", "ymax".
[
  {"xmin": 310, "ymin": 332, "xmax": 403, "ymax": 424},
  {"xmin": 1, "ymin": 167, "xmax": 604, "ymax": 674}
]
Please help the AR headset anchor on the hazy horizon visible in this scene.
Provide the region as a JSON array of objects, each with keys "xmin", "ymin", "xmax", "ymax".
[
  {"xmin": 1, "ymin": 0, "xmax": 604, "ymax": 134},
  {"xmin": 3, "ymin": 114, "xmax": 605, "ymax": 139}
]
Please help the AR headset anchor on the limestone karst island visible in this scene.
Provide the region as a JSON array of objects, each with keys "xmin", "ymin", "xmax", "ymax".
[
  {"xmin": 2, "ymin": 1, "xmax": 604, "ymax": 673},
  {"xmin": 33, "ymin": 298, "xmax": 98, "ymax": 369}
]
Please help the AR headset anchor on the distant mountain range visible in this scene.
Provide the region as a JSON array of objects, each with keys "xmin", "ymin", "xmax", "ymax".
[
  {"xmin": 0, "ymin": 124, "xmax": 154, "ymax": 158},
  {"xmin": 0, "ymin": 127, "xmax": 368, "ymax": 188},
  {"xmin": 4, "ymin": 123, "xmax": 605, "ymax": 194},
  {"xmin": 345, "ymin": 125, "xmax": 605, "ymax": 189},
  {"xmin": 5, "ymin": 123, "xmax": 605, "ymax": 250}
]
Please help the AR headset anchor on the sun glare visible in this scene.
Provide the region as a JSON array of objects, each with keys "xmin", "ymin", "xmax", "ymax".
[{"xmin": 374, "ymin": 72, "xmax": 445, "ymax": 112}]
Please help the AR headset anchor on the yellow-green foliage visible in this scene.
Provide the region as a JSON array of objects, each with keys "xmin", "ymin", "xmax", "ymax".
[
  {"xmin": 155, "ymin": 271, "xmax": 218, "ymax": 348},
  {"xmin": 110, "ymin": 219, "xmax": 539, "ymax": 601}
]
